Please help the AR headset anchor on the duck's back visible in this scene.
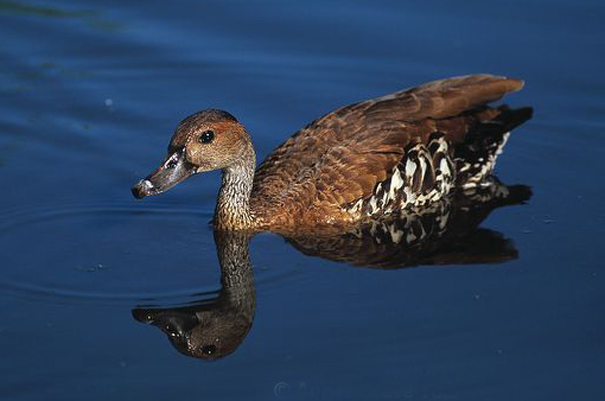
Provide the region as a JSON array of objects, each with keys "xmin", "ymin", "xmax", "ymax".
[{"xmin": 251, "ymin": 74, "xmax": 528, "ymax": 229}]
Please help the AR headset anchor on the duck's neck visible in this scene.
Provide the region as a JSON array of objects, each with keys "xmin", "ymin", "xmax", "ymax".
[{"xmin": 215, "ymin": 146, "xmax": 256, "ymax": 230}]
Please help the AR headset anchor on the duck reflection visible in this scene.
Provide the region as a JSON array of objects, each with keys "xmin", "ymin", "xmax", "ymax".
[
  {"xmin": 287, "ymin": 178, "xmax": 531, "ymax": 268},
  {"xmin": 132, "ymin": 230, "xmax": 256, "ymax": 360},
  {"xmin": 132, "ymin": 180, "xmax": 530, "ymax": 359}
]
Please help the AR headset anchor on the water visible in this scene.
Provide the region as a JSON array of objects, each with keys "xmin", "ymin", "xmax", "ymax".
[{"xmin": 1, "ymin": 0, "xmax": 604, "ymax": 400}]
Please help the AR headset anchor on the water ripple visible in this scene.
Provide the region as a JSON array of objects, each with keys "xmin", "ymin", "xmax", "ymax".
[{"xmin": 0, "ymin": 202, "xmax": 229, "ymax": 306}]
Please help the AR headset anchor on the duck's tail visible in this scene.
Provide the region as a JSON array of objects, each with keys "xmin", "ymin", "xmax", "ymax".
[{"xmin": 454, "ymin": 106, "xmax": 533, "ymax": 188}]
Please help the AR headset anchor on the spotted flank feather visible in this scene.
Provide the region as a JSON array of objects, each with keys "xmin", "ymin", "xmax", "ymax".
[
  {"xmin": 355, "ymin": 198, "xmax": 453, "ymax": 245},
  {"xmin": 344, "ymin": 133, "xmax": 456, "ymax": 218},
  {"xmin": 341, "ymin": 104, "xmax": 532, "ymax": 221},
  {"xmin": 455, "ymin": 131, "xmax": 510, "ymax": 189}
]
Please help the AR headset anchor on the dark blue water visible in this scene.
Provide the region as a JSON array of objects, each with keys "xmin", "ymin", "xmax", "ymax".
[{"xmin": 1, "ymin": 1, "xmax": 604, "ymax": 400}]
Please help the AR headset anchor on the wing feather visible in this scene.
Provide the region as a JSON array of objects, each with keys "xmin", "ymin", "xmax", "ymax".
[{"xmin": 252, "ymin": 74, "xmax": 523, "ymax": 213}]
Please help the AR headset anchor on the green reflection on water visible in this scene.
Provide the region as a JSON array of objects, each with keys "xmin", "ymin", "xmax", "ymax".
[
  {"xmin": 0, "ymin": 1, "xmax": 96, "ymax": 18},
  {"xmin": 0, "ymin": 1, "xmax": 124, "ymax": 93},
  {"xmin": 0, "ymin": 1, "xmax": 123, "ymax": 31}
]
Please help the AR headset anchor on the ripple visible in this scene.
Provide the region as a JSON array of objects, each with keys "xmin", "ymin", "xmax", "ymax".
[{"xmin": 0, "ymin": 202, "xmax": 229, "ymax": 306}]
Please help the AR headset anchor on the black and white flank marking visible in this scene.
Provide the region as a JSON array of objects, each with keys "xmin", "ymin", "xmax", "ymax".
[
  {"xmin": 344, "ymin": 128, "xmax": 511, "ymax": 219},
  {"xmin": 345, "ymin": 133, "xmax": 456, "ymax": 218},
  {"xmin": 455, "ymin": 131, "xmax": 510, "ymax": 189}
]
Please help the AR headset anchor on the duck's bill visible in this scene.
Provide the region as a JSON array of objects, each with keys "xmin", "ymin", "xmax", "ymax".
[{"xmin": 131, "ymin": 149, "xmax": 196, "ymax": 199}]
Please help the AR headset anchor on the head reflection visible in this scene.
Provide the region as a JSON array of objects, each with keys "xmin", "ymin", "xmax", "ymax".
[{"xmin": 132, "ymin": 231, "xmax": 256, "ymax": 360}]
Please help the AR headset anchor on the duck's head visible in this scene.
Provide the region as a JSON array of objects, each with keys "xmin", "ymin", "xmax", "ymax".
[{"xmin": 132, "ymin": 109, "xmax": 251, "ymax": 199}]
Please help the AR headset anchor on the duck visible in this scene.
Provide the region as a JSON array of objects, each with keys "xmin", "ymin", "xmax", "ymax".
[{"xmin": 132, "ymin": 74, "xmax": 531, "ymax": 233}]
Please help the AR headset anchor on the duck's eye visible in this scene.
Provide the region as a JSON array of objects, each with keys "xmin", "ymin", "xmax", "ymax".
[
  {"xmin": 200, "ymin": 344, "xmax": 216, "ymax": 355},
  {"xmin": 199, "ymin": 130, "xmax": 215, "ymax": 144}
]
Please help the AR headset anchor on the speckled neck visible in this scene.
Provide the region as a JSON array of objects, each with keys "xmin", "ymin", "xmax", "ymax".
[{"xmin": 214, "ymin": 145, "xmax": 256, "ymax": 230}]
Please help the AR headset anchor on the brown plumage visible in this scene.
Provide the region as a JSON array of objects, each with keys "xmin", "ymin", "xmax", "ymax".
[{"xmin": 132, "ymin": 74, "xmax": 531, "ymax": 233}]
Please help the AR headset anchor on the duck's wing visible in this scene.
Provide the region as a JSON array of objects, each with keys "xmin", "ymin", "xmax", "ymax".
[
  {"xmin": 252, "ymin": 74, "xmax": 524, "ymax": 210},
  {"xmin": 364, "ymin": 74, "xmax": 523, "ymax": 121}
]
